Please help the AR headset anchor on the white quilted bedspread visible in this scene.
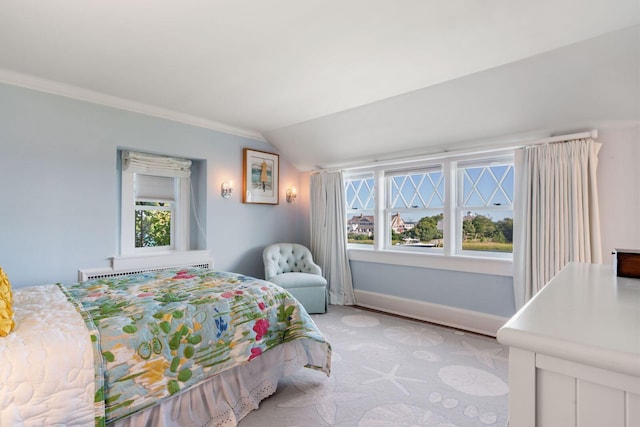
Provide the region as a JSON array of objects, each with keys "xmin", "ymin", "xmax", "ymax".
[{"xmin": 0, "ymin": 284, "xmax": 95, "ymax": 426}]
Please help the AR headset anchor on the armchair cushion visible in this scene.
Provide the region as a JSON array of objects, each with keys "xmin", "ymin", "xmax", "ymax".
[
  {"xmin": 268, "ymin": 272, "xmax": 327, "ymax": 289},
  {"xmin": 263, "ymin": 243, "xmax": 322, "ymax": 280}
]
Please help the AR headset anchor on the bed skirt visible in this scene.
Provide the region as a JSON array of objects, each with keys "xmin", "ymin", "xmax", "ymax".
[{"xmin": 112, "ymin": 339, "xmax": 310, "ymax": 427}]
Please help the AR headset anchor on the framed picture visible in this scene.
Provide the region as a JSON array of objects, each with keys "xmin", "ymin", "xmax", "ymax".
[{"xmin": 243, "ymin": 148, "xmax": 279, "ymax": 204}]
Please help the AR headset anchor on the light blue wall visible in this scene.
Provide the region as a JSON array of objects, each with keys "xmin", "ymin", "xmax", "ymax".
[
  {"xmin": 0, "ymin": 83, "xmax": 304, "ymax": 287},
  {"xmin": 0, "ymin": 81, "xmax": 515, "ymax": 318},
  {"xmin": 350, "ymin": 261, "xmax": 516, "ymax": 317},
  {"xmin": 3, "ymin": 81, "xmax": 632, "ymax": 320}
]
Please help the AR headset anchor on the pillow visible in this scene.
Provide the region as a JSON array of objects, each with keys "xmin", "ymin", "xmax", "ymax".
[{"xmin": 0, "ymin": 267, "xmax": 15, "ymax": 336}]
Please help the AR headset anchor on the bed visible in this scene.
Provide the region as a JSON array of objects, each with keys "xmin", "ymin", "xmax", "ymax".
[{"xmin": 0, "ymin": 267, "xmax": 331, "ymax": 426}]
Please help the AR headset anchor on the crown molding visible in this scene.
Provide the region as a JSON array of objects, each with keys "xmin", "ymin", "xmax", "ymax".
[{"xmin": 0, "ymin": 68, "xmax": 266, "ymax": 142}]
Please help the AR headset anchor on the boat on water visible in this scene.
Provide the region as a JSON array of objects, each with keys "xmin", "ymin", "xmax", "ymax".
[{"xmin": 396, "ymin": 238, "xmax": 436, "ymax": 247}]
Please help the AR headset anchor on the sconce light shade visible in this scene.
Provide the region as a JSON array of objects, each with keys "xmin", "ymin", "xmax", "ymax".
[
  {"xmin": 221, "ymin": 181, "xmax": 233, "ymax": 199},
  {"xmin": 286, "ymin": 187, "xmax": 297, "ymax": 203}
]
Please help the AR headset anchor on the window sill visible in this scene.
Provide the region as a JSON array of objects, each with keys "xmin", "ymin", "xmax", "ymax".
[
  {"xmin": 112, "ymin": 250, "xmax": 212, "ymax": 271},
  {"xmin": 348, "ymin": 248, "xmax": 513, "ymax": 277}
]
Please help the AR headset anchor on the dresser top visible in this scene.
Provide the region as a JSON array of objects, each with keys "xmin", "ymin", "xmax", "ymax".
[{"xmin": 497, "ymin": 263, "xmax": 640, "ymax": 376}]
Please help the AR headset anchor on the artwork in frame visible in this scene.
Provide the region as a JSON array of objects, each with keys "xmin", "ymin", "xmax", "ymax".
[{"xmin": 243, "ymin": 148, "xmax": 279, "ymax": 204}]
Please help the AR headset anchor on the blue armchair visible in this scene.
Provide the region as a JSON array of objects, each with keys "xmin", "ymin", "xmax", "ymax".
[{"xmin": 263, "ymin": 243, "xmax": 327, "ymax": 314}]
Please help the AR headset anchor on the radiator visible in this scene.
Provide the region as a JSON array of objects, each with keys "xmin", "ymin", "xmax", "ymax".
[{"xmin": 78, "ymin": 259, "xmax": 213, "ymax": 282}]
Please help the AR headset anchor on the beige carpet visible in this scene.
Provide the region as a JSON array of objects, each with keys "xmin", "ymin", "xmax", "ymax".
[{"xmin": 239, "ymin": 305, "xmax": 509, "ymax": 427}]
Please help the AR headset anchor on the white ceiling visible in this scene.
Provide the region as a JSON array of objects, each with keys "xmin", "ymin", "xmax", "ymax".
[{"xmin": 1, "ymin": 1, "xmax": 638, "ymax": 170}]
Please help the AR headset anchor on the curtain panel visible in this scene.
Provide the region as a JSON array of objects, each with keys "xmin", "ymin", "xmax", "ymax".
[
  {"xmin": 513, "ymin": 138, "xmax": 602, "ymax": 309},
  {"xmin": 310, "ymin": 171, "xmax": 356, "ymax": 305}
]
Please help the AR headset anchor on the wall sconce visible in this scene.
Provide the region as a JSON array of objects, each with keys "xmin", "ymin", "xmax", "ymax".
[
  {"xmin": 286, "ymin": 187, "xmax": 297, "ymax": 203},
  {"xmin": 221, "ymin": 181, "xmax": 233, "ymax": 199}
]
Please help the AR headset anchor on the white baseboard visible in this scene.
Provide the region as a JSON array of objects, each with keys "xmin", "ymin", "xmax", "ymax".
[{"xmin": 353, "ymin": 289, "xmax": 509, "ymax": 337}]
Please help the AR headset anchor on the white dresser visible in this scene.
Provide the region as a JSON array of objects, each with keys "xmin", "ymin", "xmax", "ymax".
[{"xmin": 497, "ymin": 263, "xmax": 640, "ymax": 427}]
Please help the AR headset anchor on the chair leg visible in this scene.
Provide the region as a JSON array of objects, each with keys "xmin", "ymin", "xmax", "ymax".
[{"xmin": 324, "ymin": 287, "xmax": 328, "ymax": 313}]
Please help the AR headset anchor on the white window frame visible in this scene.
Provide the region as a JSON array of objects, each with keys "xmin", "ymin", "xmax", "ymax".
[
  {"xmin": 454, "ymin": 156, "xmax": 514, "ymax": 259},
  {"xmin": 135, "ymin": 195, "xmax": 175, "ymax": 251},
  {"xmin": 344, "ymin": 151, "xmax": 515, "ymax": 276},
  {"xmin": 384, "ymin": 164, "xmax": 445, "ymax": 253},
  {"xmin": 344, "ymin": 171, "xmax": 376, "ymax": 249},
  {"xmin": 120, "ymin": 152, "xmax": 191, "ymax": 256}
]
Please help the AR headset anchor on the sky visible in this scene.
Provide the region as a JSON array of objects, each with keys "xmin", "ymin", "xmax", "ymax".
[{"xmin": 346, "ymin": 165, "xmax": 514, "ymax": 220}]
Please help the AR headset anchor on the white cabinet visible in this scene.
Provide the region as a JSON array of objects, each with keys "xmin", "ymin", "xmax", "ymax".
[{"xmin": 497, "ymin": 263, "xmax": 640, "ymax": 427}]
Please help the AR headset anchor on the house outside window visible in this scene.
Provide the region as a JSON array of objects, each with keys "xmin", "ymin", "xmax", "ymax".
[
  {"xmin": 345, "ymin": 172, "xmax": 375, "ymax": 245},
  {"xmin": 344, "ymin": 152, "xmax": 514, "ymax": 259},
  {"xmin": 386, "ymin": 166, "xmax": 444, "ymax": 251}
]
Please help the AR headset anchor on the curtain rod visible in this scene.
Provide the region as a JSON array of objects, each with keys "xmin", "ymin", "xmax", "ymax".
[
  {"xmin": 315, "ymin": 129, "xmax": 598, "ymax": 172},
  {"xmin": 525, "ymin": 129, "xmax": 597, "ymax": 146}
]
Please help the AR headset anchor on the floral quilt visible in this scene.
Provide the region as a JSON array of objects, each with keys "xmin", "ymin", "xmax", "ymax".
[{"xmin": 58, "ymin": 268, "xmax": 331, "ymax": 426}]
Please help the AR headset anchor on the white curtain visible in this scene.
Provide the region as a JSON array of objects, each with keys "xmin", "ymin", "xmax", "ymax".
[
  {"xmin": 513, "ymin": 138, "xmax": 602, "ymax": 309},
  {"xmin": 310, "ymin": 171, "xmax": 356, "ymax": 305}
]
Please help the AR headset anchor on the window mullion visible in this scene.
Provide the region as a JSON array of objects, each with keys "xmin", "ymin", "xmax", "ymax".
[
  {"xmin": 375, "ymin": 169, "xmax": 385, "ymax": 251},
  {"xmin": 443, "ymin": 160, "xmax": 456, "ymax": 256}
]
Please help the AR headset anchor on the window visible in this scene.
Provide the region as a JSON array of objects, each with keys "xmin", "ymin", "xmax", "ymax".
[
  {"xmin": 344, "ymin": 153, "xmax": 514, "ymax": 259},
  {"xmin": 386, "ymin": 166, "xmax": 444, "ymax": 251},
  {"xmin": 345, "ymin": 173, "xmax": 375, "ymax": 245},
  {"xmin": 457, "ymin": 159, "xmax": 514, "ymax": 254},
  {"xmin": 120, "ymin": 151, "xmax": 192, "ymax": 255},
  {"xmin": 133, "ymin": 174, "xmax": 175, "ymax": 249}
]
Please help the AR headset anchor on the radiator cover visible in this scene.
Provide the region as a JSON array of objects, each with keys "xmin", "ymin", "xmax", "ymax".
[{"xmin": 78, "ymin": 253, "xmax": 213, "ymax": 282}]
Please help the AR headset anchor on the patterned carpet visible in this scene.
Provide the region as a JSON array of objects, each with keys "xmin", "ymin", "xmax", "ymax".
[{"xmin": 239, "ymin": 305, "xmax": 509, "ymax": 427}]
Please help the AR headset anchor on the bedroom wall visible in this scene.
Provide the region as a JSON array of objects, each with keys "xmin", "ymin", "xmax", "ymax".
[
  {"xmin": 597, "ymin": 124, "xmax": 640, "ymax": 263},
  {"xmin": 0, "ymin": 84, "xmax": 637, "ymax": 323},
  {"xmin": 0, "ymin": 83, "xmax": 304, "ymax": 288}
]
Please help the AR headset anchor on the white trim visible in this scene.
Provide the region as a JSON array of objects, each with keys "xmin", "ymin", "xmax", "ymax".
[
  {"xmin": 354, "ymin": 289, "xmax": 509, "ymax": 337},
  {"xmin": 444, "ymin": 159, "xmax": 456, "ymax": 255},
  {"xmin": 374, "ymin": 170, "xmax": 385, "ymax": 251},
  {"xmin": 0, "ymin": 68, "xmax": 265, "ymax": 142},
  {"xmin": 349, "ymin": 248, "xmax": 513, "ymax": 276}
]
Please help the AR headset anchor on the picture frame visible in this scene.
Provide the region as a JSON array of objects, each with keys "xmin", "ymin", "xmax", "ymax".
[{"xmin": 242, "ymin": 148, "xmax": 279, "ymax": 204}]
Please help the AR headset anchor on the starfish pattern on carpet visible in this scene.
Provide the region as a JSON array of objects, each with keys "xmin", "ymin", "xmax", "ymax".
[
  {"xmin": 362, "ymin": 363, "xmax": 429, "ymax": 395},
  {"xmin": 277, "ymin": 378, "xmax": 367, "ymax": 425},
  {"xmin": 452, "ymin": 340, "xmax": 507, "ymax": 369}
]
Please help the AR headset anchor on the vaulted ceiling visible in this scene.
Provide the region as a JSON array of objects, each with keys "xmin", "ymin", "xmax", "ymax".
[{"xmin": 1, "ymin": 1, "xmax": 638, "ymax": 170}]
